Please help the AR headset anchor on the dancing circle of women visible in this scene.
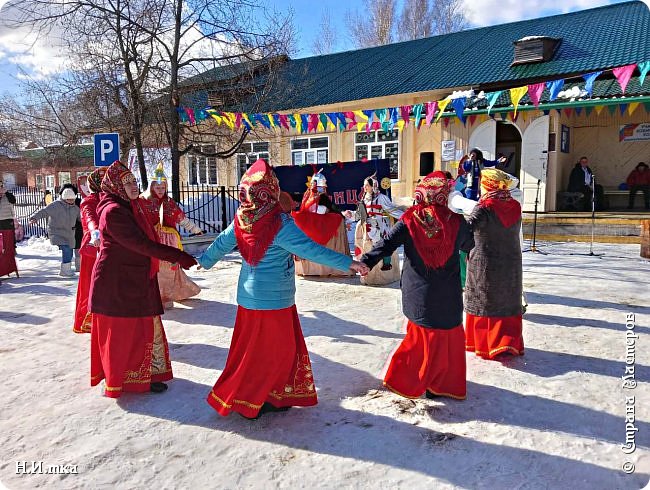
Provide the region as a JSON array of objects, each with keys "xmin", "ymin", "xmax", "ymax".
[{"xmin": 76, "ymin": 159, "xmax": 524, "ymax": 420}]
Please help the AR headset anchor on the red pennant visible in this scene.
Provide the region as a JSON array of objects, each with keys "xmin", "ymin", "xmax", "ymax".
[
  {"xmin": 563, "ymin": 108, "xmax": 573, "ymax": 118},
  {"xmin": 468, "ymin": 114, "xmax": 478, "ymax": 126}
]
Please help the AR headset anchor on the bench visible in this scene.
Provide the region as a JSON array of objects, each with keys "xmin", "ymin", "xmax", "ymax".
[{"xmin": 604, "ymin": 187, "xmax": 631, "ymax": 209}]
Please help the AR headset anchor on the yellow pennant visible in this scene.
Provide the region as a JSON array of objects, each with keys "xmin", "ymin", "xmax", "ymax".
[
  {"xmin": 628, "ymin": 102, "xmax": 640, "ymax": 115},
  {"xmin": 242, "ymin": 113, "xmax": 253, "ymax": 128},
  {"xmin": 435, "ymin": 99, "xmax": 451, "ymax": 123},
  {"xmin": 294, "ymin": 114, "xmax": 302, "ymax": 133},
  {"xmin": 353, "ymin": 110, "xmax": 369, "ymax": 121},
  {"xmin": 268, "ymin": 114, "xmax": 276, "ymax": 128},
  {"xmin": 396, "ymin": 120, "xmax": 405, "ymax": 130},
  {"xmin": 594, "ymin": 105, "xmax": 605, "ymax": 116},
  {"xmin": 222, "ymin": 112, "xmax": 235, "ymax": 130},
  {"xmin": 509, "ymin": 86, "xmax": 528, "ymax": 116}
]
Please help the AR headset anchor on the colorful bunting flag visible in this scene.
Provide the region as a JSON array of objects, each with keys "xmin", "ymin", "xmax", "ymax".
[
  {"xmin": 628, "ymin": 102, "xmax": 640, "ymax": 115},
  {"xmin": 527, "ymin": 83, "xmax": 545, "ymax": 107},
  {"xmin": 613, "ymin": 64, "xmax": 637, "ymax": 93},
  {"xmin": 486, "ymin": 91, "xmax": 502, "ymax": 114},
  {"xmin": 400, "ymin": 105, "xmax": 412, "ymax": 126},
  {"xmin": 582, "ymin": 72, "xmax": 602, "ymax": 96},
  {"xmin": 509, "ymin": 86, "xmax": 528, "ymax": 116},
  {"xmin": 546, "ymin": 80, "xmax": 564, "ymax": 101},
  {"xmin": 451, "ymin": 98, "xmax": 466, "ymax": 124},
  {"xmin": 639, "ymin": 61, "xmax": 650, "ymax": 87},
  {"xmin": 436, "ymin": 99, "xmax": 451, "ymax": 122}
]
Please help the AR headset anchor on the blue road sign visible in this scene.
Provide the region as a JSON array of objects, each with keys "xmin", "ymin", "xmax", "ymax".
[{"xmin": 93, "ymin": 133, "xmax": 120, "ymax": 167}]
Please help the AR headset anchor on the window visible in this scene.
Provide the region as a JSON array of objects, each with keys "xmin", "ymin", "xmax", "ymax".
[
  {"xmin": 58, "ymin": 171, "xmax": 71, "ymax": 187},
  {"xmin": 354, "ymin": 130, "xmax": 400, "ymax": 180},
  {"xmin": 235, "ymin": 141, "xmax": 270, "ymax": 180},
  {"xmin": 290, "ymin": 136, "xmax": 329, "ymax": 166},
  {"xmin": 45, "ymin": 175, "xmax": 55, "ymax": 190},
  {"xmin": 35, "ymin": 174, "xmax": 43, "ymax": 190},
  {"xmin": 187, "ymin": 145, "xmax": 219, "ymax": 185}
]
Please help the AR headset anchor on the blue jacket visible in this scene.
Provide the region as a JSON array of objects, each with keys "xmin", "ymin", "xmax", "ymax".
[
  {"xmin": 199, "ymin": 214, "xmax": 353, "ymax": 310},
  {"xmin": 462, "ymin": 158, "xmax": 498, "ymax": 201}
]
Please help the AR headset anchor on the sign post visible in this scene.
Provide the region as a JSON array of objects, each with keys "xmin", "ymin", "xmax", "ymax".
[{"xmin": 93, "ymin": 133, "xmax": 120, "ymax": 167}]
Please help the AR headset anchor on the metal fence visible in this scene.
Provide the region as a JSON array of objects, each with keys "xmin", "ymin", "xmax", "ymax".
[{"xmin": 9, "ymin": 184, "xmax": 240, "ymax": 240}]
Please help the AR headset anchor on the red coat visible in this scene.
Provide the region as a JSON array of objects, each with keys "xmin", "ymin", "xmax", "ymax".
[
  {"xmin": 627, "ymin": 169, "xmax": 650, "ymax": 187},
  {"xmin": 89, "ymin": 193, "xmax": 186, "ymax": 318}
]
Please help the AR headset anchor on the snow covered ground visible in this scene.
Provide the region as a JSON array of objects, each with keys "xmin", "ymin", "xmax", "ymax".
[{"xmin": 0, "ymin": 238, "xmax": 648, "ymax": 489}]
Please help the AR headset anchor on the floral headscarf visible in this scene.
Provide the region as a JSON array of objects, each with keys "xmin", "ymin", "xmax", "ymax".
[
  {"xmin": 479, "ymin": 168, "xmax": 521, "ymax": 228},
  {"xmin": 88, "ymin": 167, "xmax": 107, "ymax": 194},
  {"xmin": 400, "ymin": 171, "xmax": 461, "ymax": 269},
  {"xmin": 101, "ymin": 161, "xmax": 135, "ymax": 202},
  {"xmin": 234, "ymin": 159, "xmax": 282, "ymax": 265}
]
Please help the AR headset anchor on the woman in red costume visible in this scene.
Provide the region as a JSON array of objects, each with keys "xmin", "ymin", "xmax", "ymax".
[
  {"xmin": 72, "ymin": 167, "xmax": 106, "ymax": 333},
  {"xmin": 88, "ymin": 161, "xmax": 197, "ymax": 398},
  {"xmin": 138, "ymin": 163, "xmax": 202, "ymax": 309}
]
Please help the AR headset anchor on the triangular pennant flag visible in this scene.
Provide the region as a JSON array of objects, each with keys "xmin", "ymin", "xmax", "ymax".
[
  {"xmin": 196, "ymin": 109, "xmax": 209, "ymax": 121},
  {"xmin": 585, "ymin": 106, "xmax": 594, "ymax": 117},
  {"xmin": 242, "ymin": 118, "xmax": 252, "ymax": 131},
  {"xmin": 509, "ymin": 86, "xmax": 528, "ymax": 116},
  {"xmin": 628, "ymin": 102, "xmax": 640, "ymax": 115},
  {"xmin": 425, "ymin": 101, "xmax": 437, "ymax": 126},
  {"xmin": 613, "ymin": 64, "xmax": 637, "ymax": 94},
  {"xmin": 400, "ymin": 105, "xmax": 412, "ymax": 126},
  {"xmin": 443, "ymin": 117, "xmax": 450, "ymax": 128},
  {"xmin": 356, "ymin": 122, "xmax": 366, "ymax": 132},
  {"xmin": 500, "ymin": 112, "xmax": 508, "ymax": 121},
  {"xmin": 575, "ymin": 107, "xmax": 582, "ymax": 116},
  {"xmin": 389, "ymin": 107, "xmax": 398, "ymax": 130},
  {"xmin": 563, "ymin": 108, "xmax": 572, "ymax": 118},
  {"xmin": 235, "ymin": 113, "xmax": 242, "ymax": 129},
  {"xmin": 486, "ymin": 91, "xmax": 502, "ymax": 114},
  {"xmin": 206, "ymin": 109, "xmax": 222, "ymax": 125},
  {"xmin": 582, "ymin": 71, "xmax": 602, "ymax": 96},
  {"xmin": 435, "ymin": 99, "xmax": 451, "ymax": 122},
  {"xmin": 413, "ymin": 103, "xmax": 424, "ymax": 128},
  {"xmin": 468, "ymin": 114, "xmax": 477, "ymax": 126},
  {"xmin": 319, "ymin": 114, "xmax": 329, "ymax": 131},
  {"xmin": 644, "ymin": 102, "xmax": 650, "ymax": 113},
  {"xmin": 300, "ymin": 114, "xmax": 308, "ymax": 133},
  {"xmin": 594, "ymin": 105, "xmax": 604, "ymax": 115},
  {"xmin": 279, "ymin": 114, "xmax": 290, "ymax": 130},
  {"xmin": 527, "ymin": 83, "xmax": 545, "ymax": 108},
  {"xmin": 353, "ymin": 110, "xmax": 368, "ymax": 121},
  {"xmin": 639, "ymin": 61, "xmax": 650, "ymax": 87},
  {"xmin": 607, "ymin": 105, "xmax": 617, "ymax": 116},
  {"xmin": 619, "ymin": 104, "xmax": 628, "ymax": 115},
  {"xmin": 543, "ymin": 110, "xmax": 550, "ymax": 116},
  {"xmin": 178, "ymin": 107, "xmax": 189, "ymax": 123},
  {"xmin": 363, "ymin": 110, "xmax": 374, "ymax": 126},
  {"xmin": 222, "ymin": 112, "xmax": 235, "ymax": 130},
  {"xmin": 185, "ymin": 108, "xmax": 196, "ymax": 125},
  {"xmin": 396, "ymin": 120, "xmax": 406, "ymax": 130},
  {"xmin": 254, "ymin": 113, "xmax": 270, "ymax": 129},
  {"xmin": 510, "ymin": 112, "xmax": 519, "ymax": 123},
  {"xmin": 547, "ymin": 80, "xmax": 565, "ymax": 101},
  {"xmin": 451, "ymin": 98, "xmax": 466, "ymax": 124}
]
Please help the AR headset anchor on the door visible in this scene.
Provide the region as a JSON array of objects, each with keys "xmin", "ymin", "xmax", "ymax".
[
  {"xmin": 468, "ymin": 119, "xmax": 497, "ymax": 160},
  {"xmin": 520, "ymin": 115, "xmax": 549, "ymax": 212},
  {"xmin": 1, "ymin": 172, "xmax": 16, "ymax": 189}
]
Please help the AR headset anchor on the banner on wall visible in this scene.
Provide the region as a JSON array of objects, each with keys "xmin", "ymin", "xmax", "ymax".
[
  {"xmin": 619, "ymin": 123, "xmax": 650, "ymax": 142},
  {"xmin": 273, "ymin": 159, "xmax": 391, "ymax": 211}
]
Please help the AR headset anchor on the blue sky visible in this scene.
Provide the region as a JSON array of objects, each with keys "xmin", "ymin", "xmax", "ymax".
[{"xmin": 0, "ymin": 0, "xmax": 647, "ymax": 97}]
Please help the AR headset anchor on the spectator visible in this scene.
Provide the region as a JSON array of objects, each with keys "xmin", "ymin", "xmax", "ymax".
[
  {"xmin": 29, "ymin": 187, "xmax": 80, "ymax": 277},
  {"xmin": 0, "ymin": 180, "xmax": 16, "ymax": 235},
  {"xmin": 626, "ymin": 162, "xmax": 650, "ymax": 210},
  {"xmin": 60, "ymin": 183, "xmax": 83, "ymax": 271},
  {"xmin": 568, "ymin": 156, "xmax": 606, "ymax": 211}
]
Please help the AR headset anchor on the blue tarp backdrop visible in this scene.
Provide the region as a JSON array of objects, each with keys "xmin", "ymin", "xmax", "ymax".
[{"xmin": 273, "ymin": 159, "xmax": 392, "ymax": 211}]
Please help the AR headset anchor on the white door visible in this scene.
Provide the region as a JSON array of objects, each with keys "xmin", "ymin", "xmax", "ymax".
[
  {"xmin": 1, "ymin": 172, "xmax": 16, "ymax": 189},
  {"xmin": 468, "ymin": 119, "xmax": 497, "ymax": 160},
  {"xmin": 520, "ymin": 115, "xmax": 549, "ymax": 212}
]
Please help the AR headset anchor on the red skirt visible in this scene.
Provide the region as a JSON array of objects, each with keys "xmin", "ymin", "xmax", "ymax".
[
  {"xmin": 73, "ymin": 253, "xmax": 96, "ymax": 333},
  {"xmin": 383, "ymin": 320, "xmax": 466, "ymax": 400},
  {"xmin": 207, "ymin": 305, "xmax": 318, "ymax": 418},
  {"xmin": 90, "ymin": 314, "xmax": 173, "ymax": 398},
  {"xmin": 465, "ymin": 313, "xmax": 524, "ymax": 360}
]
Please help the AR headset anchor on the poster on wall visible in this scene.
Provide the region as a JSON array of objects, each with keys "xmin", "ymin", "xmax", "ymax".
[
  {"xmin": 560, "ymin": 125, "xmax": 570, "ymax": 153},
  {"xmin": 127, "ymin": 147, "xmax": 172, "ymax": 190},
  {"xmin": 619, "ymin": 123, "xmax": 650, "ymax": 142},
  {"xmin": 441, "ymin": 140, "xmax": 456, "ymax": 161}
]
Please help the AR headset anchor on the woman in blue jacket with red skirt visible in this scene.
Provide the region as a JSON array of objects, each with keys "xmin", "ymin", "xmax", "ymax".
[{"xmin": 199, "ymin": 159, "xmax": 368, "ymax": 420}]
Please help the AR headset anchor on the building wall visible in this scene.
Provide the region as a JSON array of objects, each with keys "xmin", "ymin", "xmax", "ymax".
[{"xmin": 0, "ymin": 157, "xmax": 29, "ymax": 187}]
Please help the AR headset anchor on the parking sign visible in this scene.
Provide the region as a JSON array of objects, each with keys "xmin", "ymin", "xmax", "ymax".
[{"xmin": 93, "ymin": 133, "xmax": 120, "ymax": 167}]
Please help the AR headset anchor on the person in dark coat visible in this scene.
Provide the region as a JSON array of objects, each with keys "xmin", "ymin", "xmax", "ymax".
[
  {"xmin": 626, "ymin": 162, "xmax": 650, "ymax": 209},
  {"xmin": 456, "ymin": 168, "xmax": 524, "ymax": 360},
  {"xmin": 568, "ymin": 156, "xmax": 606, "ymax": 211},
  {"xmin": 88, "ymin": 161, "xmax": 197, "ymax": 398},
  {"xmin": 361, "ymin": 172, "xmax": 474, "ymax": 400}
]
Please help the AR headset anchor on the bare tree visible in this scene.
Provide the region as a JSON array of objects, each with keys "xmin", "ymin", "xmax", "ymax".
[
  {"xmin": 4, "ymin": 0, "xmax": 295, "ymax": 200},
  {"xmin": 398, "ymin": 0, "xmax": 434, "ymax": 41},
  {"xmin": 432, "ymin": 0, "xmax": 468, "ymax": 35},
  {"xmin": 346, "ymin": 0, "xmax": 396, "ymax": 49},
  {"xmin": 312, "ymin": 9, "xmax": 337, "ymax": 55}
]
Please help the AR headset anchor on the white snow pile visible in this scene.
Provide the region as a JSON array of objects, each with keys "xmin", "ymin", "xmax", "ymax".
[{"xmin": 0, "ymin": 238, "xmax": 648, "ymax": 489}]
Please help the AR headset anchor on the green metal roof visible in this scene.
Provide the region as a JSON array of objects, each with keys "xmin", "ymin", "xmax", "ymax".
[{"xmin": 181, "ymin": 1, "xmax": 650, "ymax": 113}]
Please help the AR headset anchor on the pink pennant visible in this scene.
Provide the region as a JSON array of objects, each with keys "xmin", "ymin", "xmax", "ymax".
[
  {"xmin": 371, "ymin": 121, "xmax": 381, "ymax": 131},
  {"xmin": 235, "ymin": 112, "xmax": 242, "ymax": 129},
  {"xmin": 308, "ymin": 114, "xmax": 318, "ymax": 132},
  {"xmin": 185, "ymin": 108, "xmax": 196, "ymax": 125},
  {"xmin": 527, "ymin": 83, "xmax": 545, "ymax": 108},
  {"xmin": 400, "ymin": 105, "xmax": 412, "ymax": 126},
  {"xmin": 563, "ymin": 108, "xmax": 572, "ymax": 118},
  {"xmin": 425, "ymin": 102, "xmax": 438, "ymax": 126},
  {"xmin": 613, "ymin": 64, "xmax": 637, "ymax": 94},
  {"xmin": 279, "ymin": 114, "xmax": 290, "ymax": 130},
  {"xmin": 344, "ymin": 111, "xmax": 357, "ymax": 124}
]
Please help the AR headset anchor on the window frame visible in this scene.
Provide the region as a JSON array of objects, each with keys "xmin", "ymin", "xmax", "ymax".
[
  {"xmin": 235, "ymin": 141, "xmax": 271, "ymax": 180},
  {"xmin": 354, "ymin": 130, "xmax": 400, "ymax": 180},
  {"xmin": 187, "ymin": 145, "xmax": 219, "ymax": 186},
  {"xmin": 290, "ymin": 136, "xmax": 330, "ymax": 166}
]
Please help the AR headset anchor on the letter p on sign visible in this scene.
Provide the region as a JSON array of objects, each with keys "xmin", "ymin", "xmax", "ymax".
[{"xmin": 93, "ymin": 133, "xmax": 120, "ymax": 167}]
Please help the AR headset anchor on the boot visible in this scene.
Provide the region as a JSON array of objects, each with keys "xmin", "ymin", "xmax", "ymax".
[
  {"xmin": 59, "ymin": 262, "xmax": 75, "ymax": 277},
  {"xmin": 74, "ymin": 254, "xmax": 81, "ymax": 271}
]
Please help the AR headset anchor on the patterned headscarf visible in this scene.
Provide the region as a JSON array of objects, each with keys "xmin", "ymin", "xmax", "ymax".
[
  {"xmin": 479, "ymin": 168, "xmax": 521, "ymax": 228},
  {"xmin": 400, "ymin": 171, "xmax": 461, "ymax": 269},
  {"xmin": 88, "ymin": 167, "xmax": 107, "ymax": 194},
  {"xmin": 234, "ymin": 159, "xmax": 282, "ymax": 265},
  {"xmin": 101, "ymin": 161, "xmax": 135, "ymax": 202}
]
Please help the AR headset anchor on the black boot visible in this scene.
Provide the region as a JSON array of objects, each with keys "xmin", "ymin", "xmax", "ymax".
[
  {"xmin": 150, "ymin": 382, "xmax": 168, "ymax": 393},
  {"xmin": 260, "ymin": 402, "xmax": 290, "ymax": 414},
  {"xmin": 425, "ymin": 390, "xmax": 439, "ymax": 399}
]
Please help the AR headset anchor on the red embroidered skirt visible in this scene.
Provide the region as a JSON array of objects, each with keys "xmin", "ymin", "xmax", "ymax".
[
  {"xmin": 90, "ymin": 314, "xmax": 173, "ymax": 398},
  {"xmin": 383, "ymin": 320, "xmax": 466, "ymax": 400},
  {"xmin": 73, "ymin": 254, "xmax": 96, "ymax": 333},
  {"xmin": 207, "ymin": 305, "xmax": 318, "ymax": 418},
  {"xmin": 465, "ymin": 313, "xmax": 524, "ymax": 360}
]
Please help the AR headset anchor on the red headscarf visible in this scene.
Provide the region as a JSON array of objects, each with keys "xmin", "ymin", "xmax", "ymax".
[
  {"xmin": 87, "ymin": 167, "xmax": 107, "ymax": 194},
  {"xmin": 101, "ymin": 161, "xmax": 160, "ymax": 277},
  {"xmin": 234, "ymin": 159, "xmax": 282, "ymax": 266},
  {"xmin": 400, "ymin": 171, "xmax": 461, "ymax": 269}
]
